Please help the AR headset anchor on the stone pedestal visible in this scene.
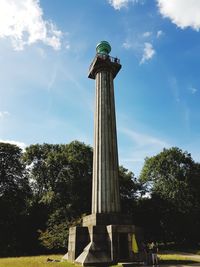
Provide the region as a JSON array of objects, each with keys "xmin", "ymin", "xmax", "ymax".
[
  {"xmin": 65, "ymin": 222, "xmax": 144, "ymax": 266},
  {"xmin": 66, "ymin": 227, "xmax": 90, "ymax": 262}
]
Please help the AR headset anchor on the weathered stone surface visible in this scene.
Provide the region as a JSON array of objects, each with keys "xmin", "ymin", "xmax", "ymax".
[
  {"xmin": 73, "ymin": 224, "xmax": 143, "ymax": 266},
  {"xmin": 82, "ymin": 213, "xmax": 133, "ymax": 227},
  {"xmin": 75, "ymin": 241, "xmax": 113, "ymax": 266},
  {"xmin": 75, "ymin": 225, "xmax": 112, "ymax": 266},
  {"xmin": 91, "ymin": 59, "xmax": 121, "ymax": 214},
  {"xmin": 66, "ymin": 226, "xmax": 90, "ymax": 262}
]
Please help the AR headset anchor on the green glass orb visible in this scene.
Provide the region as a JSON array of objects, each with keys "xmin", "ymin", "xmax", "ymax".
[{"xmin": 96, "ymin": 41, "xmax": 111, "ymax": 55}]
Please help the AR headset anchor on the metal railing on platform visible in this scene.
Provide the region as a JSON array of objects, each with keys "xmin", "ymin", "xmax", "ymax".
[
  {"xmin": 89, "ymin": 53, "xmax": 120, "ymax": 72},
  {"xmin": 96, "ymin": 53, "xmax": 120, "ymax": 64}
]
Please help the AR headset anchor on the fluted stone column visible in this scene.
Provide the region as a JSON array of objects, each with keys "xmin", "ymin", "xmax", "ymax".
[
  {"xmin": 66, "ymin": 42, "xmax": 141, "ymax": 266},
  {"xmin": 88, "ymin": 41, "xmax": 121, "ymax": 214}
]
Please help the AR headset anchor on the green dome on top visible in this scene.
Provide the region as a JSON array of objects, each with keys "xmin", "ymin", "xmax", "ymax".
[{"xmin": 96, "ymin": 41, "xmax": 111, "ymax": 55}]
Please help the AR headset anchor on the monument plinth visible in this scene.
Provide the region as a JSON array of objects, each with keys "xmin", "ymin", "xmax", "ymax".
[{"xmin": 65, "ymin": 41, "xmax": 144, "ymax": 266}]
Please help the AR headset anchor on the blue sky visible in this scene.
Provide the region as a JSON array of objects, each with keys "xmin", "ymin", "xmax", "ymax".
[{"xmin": 1, "ymin": 0, "xmax": 200, "ymax": 175}]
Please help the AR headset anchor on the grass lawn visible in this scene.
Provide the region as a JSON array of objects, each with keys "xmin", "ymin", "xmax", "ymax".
[
  {"xmin": 0, "ymin": 253, "xmax": 200, "ymax": 266},
  {"xmin": 0, "ymin": 255, "xmax": 119, "ymax": 267},
  {"xmin": 159, "ymin": 252, "xmax": 200, "ymax": 265},
  {"xmin": 0, "ymin": 255, "xmax": 71, "ymax": 267}
]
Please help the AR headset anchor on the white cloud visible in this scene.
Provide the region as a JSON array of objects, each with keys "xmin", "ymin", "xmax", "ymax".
[
  {"xmin": 108, "ymin": 0, "xmax": 141, "ymax": 10},
  {"xmin": 169, "ymin": 77, "xmax": 180, "ymax": 102},
  {"xmin": 157, "ymin": 0, "xmax": 200, "ymax": 31},
  {"xmin": 0, "ymin": 111, "xmax": 10, "ymax": 118},
  {"xmin": 0, "ymin": 139, "xmax": 26, "ymax": 149},
  {"xmin": 189, "ymin": 87, "xmax": 198, "ymax": 94},
  {"xmin": 143, "ymin": 31, "xmax": 152, "ymax": 38},
  {"xmin": 122, "ymin": 36, "xmax": 156, "ymax": 64},
  {"xmin": 0, "ymin": 0, "xmax": 63, "ymax": 51},
  {"xmin": 121, "ymin": 128, "xmax": 168, "ymax": 147},
  {"xmin": 140, "ymin": 42, "xmax": 155, "ymax": 64},
  {"xmin": 122, "ymin": 40, "xmax": 132, "ymax": 49},
  {"xmin": 119, "ymin": 127, "xmax": 170, "ymax": 175},
  {"xmin": 65, "ymin": 43, "xmax": 70, "ymax": 50},
  {"xmin": 156, "ymin": 30, "xmax": 163, "ymax": 38}
]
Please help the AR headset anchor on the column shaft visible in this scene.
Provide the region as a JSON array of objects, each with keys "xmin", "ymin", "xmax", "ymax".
[{"xmin": 92, "ymin": 70, "xmax": 121, "ymax": 213}]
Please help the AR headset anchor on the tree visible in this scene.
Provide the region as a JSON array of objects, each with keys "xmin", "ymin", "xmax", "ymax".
[
  {"xmin": 23, "ymin": 141, "xmax": 93, "ymax": 215},
  {"xmin": 0, "ymin": 143, "xmax": 31, "ymax": 256},
  {"xmin": 119, "ymin": 166, "xmax": 141, "ymax": 215},
  {"xmin": 22, "ymin": 143, "xmax": 61, "ymax": 199},
  {"xmin": 139, "ymin": 147, "xmax": 200, "ymax": 244},
  {"xmin": 23, "ymin": 141, "xmax": 93, "ymax": 250}
]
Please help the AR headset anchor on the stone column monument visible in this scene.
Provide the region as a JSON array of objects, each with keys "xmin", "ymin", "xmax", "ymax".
[
  {"xmin": 65, "ymin": 41, "xmax": 143, "ymax": 266},
  {"xmin": 91, "ymin": 40, "xmax": 121, "ymax": 215}
]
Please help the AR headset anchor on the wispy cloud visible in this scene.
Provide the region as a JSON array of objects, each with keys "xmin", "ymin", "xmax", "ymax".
[
  {"xmin": 120, "ymin": 127, "xmax": 168, "ymax": 147},
  {"xmin": 157, "ymin": 0, "xmax": 200, "ymax": 31},
  {"xmin": 47, "ymin": 66, "xmax": 58, "ymax": 91},
  {"xmin": 118, "ymin": 127, "xmax": 170, "ymax": 175},
  {"xmin": 156, "ymin": 30, "xmax": 164, "ymax": 38},
  {"xmin": 168, "ymin": 79, "xmax": 193, "ymax": 132},
  {"xmin": 0, "ymin": 139, "xmax": 26, "ymax": 149},
  {"xmin": 123, "ymin": 30, "xmax": 158, "ymax": 64},
  {"xmin": 183, "ymin": 105, "xmax": 190, "ymax": 132},
  {"xmin": 108, "ymin": 0, "xmax": 142, "ymax": 10},
  {"xmin": 37, "ymin": 47, "xmax": 46, "ymax": 58},
  {"xmin": 189, "ymin": 86, "xmax": 198, "ymax": 94},
  {"xmin": 143, "ymin": 31, "xmax": 152, "ymax": 38},
  {"xmin": 140, "ymin": 42, "xmax": 155, "ymax": 64},
  {"xmin": 122, "ymin": 40, "xmax": 132, "ymax": 50},
  {"xmin": 169, "ymin": 77, "xmax": 180, "ymax": 102},
  {"xmin": 65, "ymin": 43, "xmax": 70, "ymax": 50},
  {"xmin": 122, "ymin": 38, "xmax": 143, "ymax": 51},
  {"xmin": 0, "ymin": 0, "xmax": 63, "ymax": 51},
  {"xmin": 0, "ymin": 111, "xmax": 10, "ymax": 118}
]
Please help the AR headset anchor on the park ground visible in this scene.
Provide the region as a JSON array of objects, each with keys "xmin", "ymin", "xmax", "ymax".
[{"xmin": 0, "ymin": 252, "xmax": 200, "ymax": 267}]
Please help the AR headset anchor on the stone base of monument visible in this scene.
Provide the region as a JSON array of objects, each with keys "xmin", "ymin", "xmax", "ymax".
[
  {"xmin": 64, "ymin": 214, "xmax": 144, "ymax": 266},
  {"xmin": 82, "ymin": 213, "xmax": 133, "ymax": 226}
]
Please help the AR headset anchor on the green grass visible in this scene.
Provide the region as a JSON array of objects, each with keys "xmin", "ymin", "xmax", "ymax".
[
  {"xmin": 159, "ymin": 253, "xmax": 200, "ymax": 265},
  {"xmin": 0, "ymin": 255, "xmax": 119, "ymax": 267},
  {"xmin": 0, "ymin": 255, "xmax": 73, "ymax": 267},
  {"xmin": 1, "ymin": 253, "xmax": 200, "ymax": 267}
]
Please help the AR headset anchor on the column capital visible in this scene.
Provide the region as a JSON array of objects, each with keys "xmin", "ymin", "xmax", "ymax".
[{"xmin": 88, "ymin": 54, "xmax": 121, "ymax": 80}]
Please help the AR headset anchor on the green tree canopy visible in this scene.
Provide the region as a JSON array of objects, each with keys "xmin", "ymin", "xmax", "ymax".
[
  {"xmin": 140, "ymin": 147, "xmax": 200, "ymax": 211},
  {"xmin": 119, "ymin": 166, "xmax": 141, "ymax": 214},
  {"xmin": 23, "ymin": 141, "xmax": 93, "ymax": 215},
  {"xmin": 0, "ymin": 143, "xmax": 31, "ymax": 255},
  {"xmin": 23, "ymin": 141, "xmax": 93, "ymax": 250},
  {"xmin": 139, "ymin": 147, "xmax": 200, "ymax": 244}
]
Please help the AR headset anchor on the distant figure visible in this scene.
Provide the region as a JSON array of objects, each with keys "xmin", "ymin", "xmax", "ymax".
[
  {"xmin": 141, "ymin": 242, "xmax": 148, "ymax": 265},
  {"xmin": 149, "ymin": 241, "xmax": 159, "ymax": 266}
]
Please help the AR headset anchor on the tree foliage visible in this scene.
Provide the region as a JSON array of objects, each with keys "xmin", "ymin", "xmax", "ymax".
[
  {"xmin": 139, "ymin": 147, "xmax": 200, "ymax": 244},
  {"xmin": 23, "ymin": 141, "xmax": 93, "ymax": 215},
  {"xmin": 119, "ymin": 166, "xmax": 141, "ymax": 214},
  {"xmin": 1, "ymin": 142, "xmax": 200, "ymax": 255},
  {"xmin": 0, "ymin": 143, "xmax": 31, "ymax": 255},
  {"xmin": 23, "ymin": 141, "xmax": 93, "ymax": 250}
]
